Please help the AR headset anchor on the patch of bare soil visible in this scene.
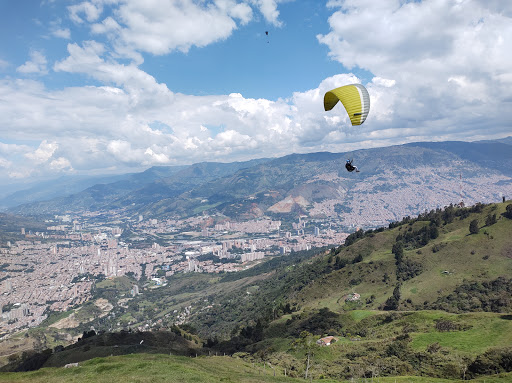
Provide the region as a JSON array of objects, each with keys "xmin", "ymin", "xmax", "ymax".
[{"xmin": 50, "ymin": 313, "xmax": 79, "ymax": 329}]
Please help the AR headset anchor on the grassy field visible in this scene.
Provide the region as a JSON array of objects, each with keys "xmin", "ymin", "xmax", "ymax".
[
  {"xmin": 410, "ymin": 312, "xmax": 512, "ymax": 355},
  {"xmin": 0, "ymin": 353, "xmax": 510, "ymax": 383}
]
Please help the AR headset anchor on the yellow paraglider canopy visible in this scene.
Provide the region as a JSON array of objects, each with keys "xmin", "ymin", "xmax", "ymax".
[{"xmin": 324, "ymin": 84, "xmax": 370, "ymax": 126}]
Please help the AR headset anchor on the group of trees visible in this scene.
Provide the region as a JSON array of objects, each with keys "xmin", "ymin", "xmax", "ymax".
[
  {"xmin": 428, "ymin": 277, "xmax": 512, "ymax": 313},
  {"xmin": 391, "ymin": 241, "xmax": 423, "ymax": 283},
  {"xmin": 395, "ymin": 222, "xmax": 439, "ymax": 249}
]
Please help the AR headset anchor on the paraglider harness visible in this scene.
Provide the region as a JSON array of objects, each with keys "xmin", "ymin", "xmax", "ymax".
[{"xmin": 345, "ymin": 159, "xmax": 358, "ymax": 173}]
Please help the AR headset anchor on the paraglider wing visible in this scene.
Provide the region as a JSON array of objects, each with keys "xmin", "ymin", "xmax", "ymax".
[{"xmin": 324, "ymin": 84, "xmax": 370, "ymax": 126}]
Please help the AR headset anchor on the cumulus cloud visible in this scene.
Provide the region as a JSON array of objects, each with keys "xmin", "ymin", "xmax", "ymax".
[
  {"xmin": 251, "ymin": 0, "xmax": 283, "ymax": 27},
  {"xmin": 50, "ymin": 157, "xmax": 73, "ymax": 171},
  {"xmin": 318, "ymin": 0, "xmax": 512, "ymax": 141},
  {"xmin": 0, "ymin": 157, "xmax": 11, "ymax": 169},
  {"xmin": 25, "ymin": 140, "xmax": 58, "ymax": 164},
  {"xmin": 88, "ymin": 0, "xmax": 248, "ymax": 56},
  {"xmin": 68, "ymin": 1, "xmax": 103, "ymax": 24},
  {"xmin": 52, "ymin": 28, "xmax": 71, "ymax": 39},
  {"xmin": 80, "ymin": 0, "xmax": 283, "ymax": 58},
  {"xmin": 16, "ymin": 51, "xmax": 48, "ymax": 75},
  {"xmin": 0, "ymin": 140, "xmax": 74, "ymax": 180},
  {"xmin": 0, "ymin": 71, "xmax": 361, "ymax": 181}
]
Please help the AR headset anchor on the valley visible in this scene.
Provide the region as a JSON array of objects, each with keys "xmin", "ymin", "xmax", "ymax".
[{"xmin": 0, "ymin": 140, "xmax": 511, "ymax": 381}]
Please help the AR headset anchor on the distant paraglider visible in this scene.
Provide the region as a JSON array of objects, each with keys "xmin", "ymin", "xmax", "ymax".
[
  {"xmin": 265, "ymin": 31, "xmax": 269, "ymax": 43},
  {"xmin": 345, "ymin": 159, "xmax": 360, "ymax": 173},
  {"xmin": 324, "ymin": 84, "xmax": 370, "ymax": 126}
]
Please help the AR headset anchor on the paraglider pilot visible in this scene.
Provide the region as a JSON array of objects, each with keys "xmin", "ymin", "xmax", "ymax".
[{"xmin": 345, "ymin": 159, "xmax": 360, "ymax": 173}]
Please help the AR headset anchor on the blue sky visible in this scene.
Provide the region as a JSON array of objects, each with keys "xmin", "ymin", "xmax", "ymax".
[
  {"xmin": 1, "ymin": 0, "xmax": 350, "ymax": 99},
  {"xmin": 0, "ymin": 0, "xmax": 511, "ymax": 185}
]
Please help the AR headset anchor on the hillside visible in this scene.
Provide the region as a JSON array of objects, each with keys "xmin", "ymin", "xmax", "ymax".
[
  {"xmin": 5, "ymin": 353, "xmax": 509, "ymax": 383},
  {"xmin": 3, "ymin": 201, "xmax": 511, "ymax": 381}
]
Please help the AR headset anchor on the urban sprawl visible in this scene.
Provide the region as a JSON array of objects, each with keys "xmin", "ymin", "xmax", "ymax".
[{"xmin": 0, "ymin": 212, "xmax": 350, "ymax": 336}]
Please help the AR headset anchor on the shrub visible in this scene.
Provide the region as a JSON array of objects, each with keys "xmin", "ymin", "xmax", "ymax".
[
  {"xmin": 469, "ymin": 347, "xmax": 512, "ymax": 376},
  {"xmin": 435, "ymin": 319, "xmax": 459, "ymax": 332},
  {"xmin": 427, "ymin": 342, "xmax": 441, "ymax": 353},
  {"xmin": 485, "ymin": 214, "xmax": 497, "ymax": 226},
  {"xmin": 505, "ymin": 204, "xmax": 512, "ymax": 219},
  {"xmin": 469, "ymin": 219, "xmax": 479, "ymax": 234}
]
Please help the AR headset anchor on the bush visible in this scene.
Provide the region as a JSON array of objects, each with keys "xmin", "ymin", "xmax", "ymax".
[
  {"xmin": 505, "ymin": 204, "xmax": 512, "ymax": 219},
  {"xmin": 485, "ymin": 214, "xmax": 497, "ymax": 226},
  {"xmin": 469, "ymin": 347, "xmax": 512, "ymax": 376},
  {"xmin": 435, "ymin": 320, "xmax": 459, "ymax": 332},
  {"xmin": 469, "ymin": 219, "xmax": 479, "ymax": 234}
]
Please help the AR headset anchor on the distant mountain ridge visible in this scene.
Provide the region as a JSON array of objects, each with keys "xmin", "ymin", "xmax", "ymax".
[
  {"xmin": 0, "ymin": 166, "xmax": 187, "ymax": 210},
  {"xmin": 8, "ymin": 158, "xmax": 270, "ymax": 215},
  {"xmin": 8, "ymin": 138, "xmax": 512, "ymax": 227}
]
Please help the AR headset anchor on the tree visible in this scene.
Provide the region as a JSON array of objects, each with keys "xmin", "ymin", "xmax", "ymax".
[
  {"xmin": 393, "ymin": 284, "xmax": 401, "ymax": 302},
  {"xmin": 485, "ymin": 214, "xmax": 497, "ymax": 226},
  {"xmin": 292, "ymin": 331, "xmax": 318, "ymax": 380},
  {"xmin": 392, "ymin": 242, "xmax": 404, "ymax": 264},
  {"xmin": 505, "ymin": 204, "xmax": 512, "ymax": 219},
  {"xmin": 469, "ymin": 219, "xmax": 479, "ymax": 234}
]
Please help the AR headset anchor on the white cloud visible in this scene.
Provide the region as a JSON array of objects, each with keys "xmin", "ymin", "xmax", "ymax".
[
  {"xmin": 50, "ymin": 157, "xmax": 73, "ymax": 171},
  {"xmin": 317, "ymin": 0, "xmax": 512, "ymax": 142},
  {"xmin": 251, "ymin": 0, "xmax": 283, "ymax": 27},
  {"xmin": 16, "ymin": 51, "xmax": 48, "ymax": 75},
  {"xmin": 1, "ymin": 57, "xmax": 510, "ymax": 183},
  {"xmin": 144, "ymin": 147, "xmax": 170, "ymax": 164},
  {"xmin": 0, "ymin": 58, "xmax": 8, "ymax": 69},
  {"xmin": 52, "ymin": 28, "xmax": 71, "ymax": 39},
  {"xmin": 80, "ymin": 0, "xmax": 284, "ymax": 58},
  {"xmin": 68, "ymin": 1, "xmax": 103, "ymax": 24},
  {"xmin": 90, "ymin": 0, "xmax": 243, "ymax": 55},
  {"xmin": 25, "ymin": 140, "xmax": 58, "ymax": 164},
  {"xmin": 0, "ymin": 157, "xmax": 11, "ymax": 169}
]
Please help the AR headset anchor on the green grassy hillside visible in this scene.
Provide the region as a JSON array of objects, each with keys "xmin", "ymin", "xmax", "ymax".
[
  {"xmin": 0, "ymin": 353, "xmax": 510, "ymax": 383},
  {"xmin": 291, "ymin": 201, "xmax": 512, "ymax": 312}
]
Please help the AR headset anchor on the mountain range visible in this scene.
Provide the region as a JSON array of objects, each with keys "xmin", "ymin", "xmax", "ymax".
[{"xmin": 6, "ymin": 138, "xmax": 512, "ymax": 230}]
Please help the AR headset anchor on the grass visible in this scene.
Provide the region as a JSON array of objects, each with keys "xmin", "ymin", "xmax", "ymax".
[
  {"xmin": 96, "ymin": 276, "xmax": 133, "ymax": 291},
  {"xmin": 0, "ymin": 354, "xmax": 300, "ymax": 383},
  {"xmin": 347, "ymin": 310, "xmax": 378, "ymax": 322},
  {"xmin": 1, "ymin": 353, "xmax": 510, "ymax": 382},
  {"xmin": 410, "ymin": 312, "xmax": 512, "ymax": 355}
]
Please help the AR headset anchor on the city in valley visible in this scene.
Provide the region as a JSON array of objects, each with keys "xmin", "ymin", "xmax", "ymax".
[{"xmin": 0, "ymin": 211, "xmax": 350, "ymax": 337}]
